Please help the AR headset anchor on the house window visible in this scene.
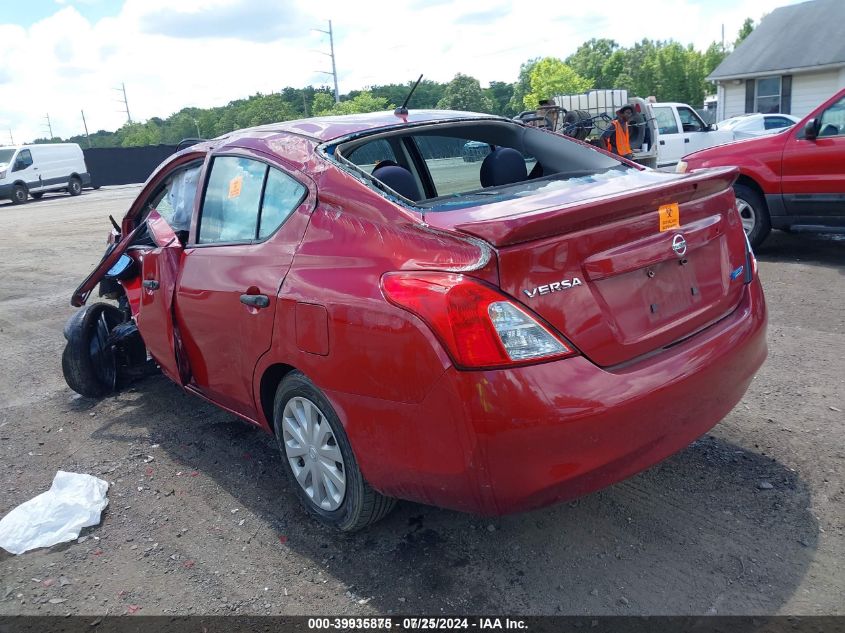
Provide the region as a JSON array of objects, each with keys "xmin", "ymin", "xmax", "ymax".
[{"xmin": 755, "ymin": 77, "xmax": 781, "ymax": 114}]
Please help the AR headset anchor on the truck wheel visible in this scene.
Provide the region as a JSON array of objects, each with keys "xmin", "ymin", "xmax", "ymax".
[
  {"xmin": 11, "ymin": 184, "xmax": 28, "ymax": 204},
  {"xmin": 31, "ymin": 192, "xmax": 44, "ymax": 200},
  {"xmin": 272, "ymin": 371, "xmax": 395, "ymax": 531},
  {"xmin": 733, "ymin": 183, "xmax": 771, "ymax": 249},
  {"xmin": 62, "ymin": 303, "xmax": 123, "ymax": 398},
  {"xmin": 68, "ymin": 177, "xmax": 82, "ymax": 196}
]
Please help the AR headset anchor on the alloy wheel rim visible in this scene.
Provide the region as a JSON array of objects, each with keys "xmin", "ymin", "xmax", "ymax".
[
  {"xmin": 736, "ymin": 198, "xmax": 756, "ymax": 235},
  {"xmin": 282, "ymin": 396, "xmax": 346, "ymax": 511}
]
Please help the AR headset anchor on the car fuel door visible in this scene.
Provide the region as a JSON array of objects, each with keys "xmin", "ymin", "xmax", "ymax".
[{"xmin": 135, "ymin": 211, "xmax": 190, "ymax": 385}]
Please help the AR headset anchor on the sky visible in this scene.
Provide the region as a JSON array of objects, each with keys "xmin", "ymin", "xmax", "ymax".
[{"xmin": 0, "ymin": 0, "xmax": 804, "ymax": 144}]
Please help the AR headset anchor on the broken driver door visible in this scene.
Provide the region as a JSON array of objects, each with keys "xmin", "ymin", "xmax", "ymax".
[{"xmin": 135, "ymin": 211, "xmax": 190, "ymax": 385}]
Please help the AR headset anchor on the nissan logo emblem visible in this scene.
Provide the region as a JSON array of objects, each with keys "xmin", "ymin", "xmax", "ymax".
[{"xmin": 672, "ymin": 234, "xmax": 687, "ymax": 257}]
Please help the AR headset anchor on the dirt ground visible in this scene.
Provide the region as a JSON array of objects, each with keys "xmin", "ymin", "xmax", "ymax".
[{"xmin": 0, "ymin": 187, "xmax": 842, "ymax": 616}]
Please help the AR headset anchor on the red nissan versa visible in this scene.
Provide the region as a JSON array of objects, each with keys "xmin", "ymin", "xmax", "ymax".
[
  {"xmin": 63, "ymin": 109, "xmax": 767, "ymax": 531},
  {"xmin": 679, "ymin": 88, "xmax": 845, "ymax": 248}
]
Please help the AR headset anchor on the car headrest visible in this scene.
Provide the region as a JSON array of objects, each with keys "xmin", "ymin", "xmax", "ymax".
[
  {"xmin": 372, "ymin": 165, "xmax": 421, "ymax": 202},
  {"xmin": 480, "ymin": 147, "xmax": 528, "ymax": 188}
]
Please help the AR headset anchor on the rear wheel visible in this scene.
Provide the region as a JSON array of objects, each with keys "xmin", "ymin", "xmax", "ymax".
[
  {"xmin": 733, "ymin": 183, "xmax": 771, "ymax": 249},
  {"xmin": 273, "ymin": 371, "xmax": 395, "ymax": 531},
  {"xmin": 11, "ymin": 184, "xmax": 27, "ymax": 205},
  {"xmin": 68, "ymin": 177, "xmax": 82, "ymax": 196},
  {"xmin": 62, "ymin": 303, "xmax": 123, "ymax": 398}
]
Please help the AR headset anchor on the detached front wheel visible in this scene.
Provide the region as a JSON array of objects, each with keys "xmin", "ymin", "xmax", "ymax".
[
  {"xmin": 733, "ymin": 183, "xmax": 771, "ymax": 249},
  {"xmin": 273, "ymin": 372, "xmax": 395, "ymax": 531},
  {"xmin": 62, "ymin": 303, "xmax": 124, "ymax": 398}
]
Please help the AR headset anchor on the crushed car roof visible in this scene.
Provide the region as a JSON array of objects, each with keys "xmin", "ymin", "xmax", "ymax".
[{"xmin": 232, "ymin": 109, "xmax": 503, "ymax": 143}]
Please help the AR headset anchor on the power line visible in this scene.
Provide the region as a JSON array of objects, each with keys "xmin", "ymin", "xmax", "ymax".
[
  {"xmin": 313, "ymin": 20, "xmax": 340, "ymax": 103},
  {"xmin": 43, "ymin": 113, "xmax": 53, "ymax": 139}
]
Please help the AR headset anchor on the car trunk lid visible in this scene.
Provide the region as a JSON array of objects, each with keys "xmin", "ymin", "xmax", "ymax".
[{"xmin": 426, "ymin": 166, "xmax": 748, "ymax": 366}]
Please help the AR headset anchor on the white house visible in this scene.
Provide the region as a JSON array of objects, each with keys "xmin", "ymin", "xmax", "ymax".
[{"xmin": 708, "ymin": 0, "xmax": 845, "ymax": 122}]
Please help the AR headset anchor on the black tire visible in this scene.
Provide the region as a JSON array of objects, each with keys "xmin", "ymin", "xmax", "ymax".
[
  {"xmin": 61, "ymin": 303, "xmax": 124, "ymax": 398},
  {"xmin": 733, "ymin": 183, "xmax": 771, "ymax": 249},
  {"xmin": 273, "ymin": 371, "xmax": 395, "ymax": 531},
  {"xmin": 68, "ymin": 177, "xmax": 82, "ymax": 196},
  {"xmin": 11, "ymin": 184, "xmax": 27, "ymax": 205},
  {"xmin": 31, "ymin": 192, "xmax": 44, "ymax": 200}
]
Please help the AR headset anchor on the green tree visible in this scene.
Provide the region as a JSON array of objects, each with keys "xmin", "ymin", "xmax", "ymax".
[
  {"xmin": 119, "ymin": 122, "xmax": 162, "ymax": 147},
  {"xmin": 311, "ymin": 92, "xmax": 337, "ymax": 115},
  {"xmin": 508, "ymin": 58, "xmax": 540, "ymax": 113},
  {"xmin": 524, "ymin": 57, "xmax": 593, "ymax": 109},
  {"xmin": 314, "ymin": 92, "xmax": 392, "ymax": 116},
  {"xmin": 436, "ymin": 74, "xmax": 495, "ymax": 112},
  {"xmin": 735, "ymin": 18, "xmax": 754, "ymax": 47},
  {"xmin": 484, "ymin": 81, "xmax": 515, "ymax": 116},
  {"xmin": 566, "ymin": 38, "xmax": 620, "ymax": 88}
]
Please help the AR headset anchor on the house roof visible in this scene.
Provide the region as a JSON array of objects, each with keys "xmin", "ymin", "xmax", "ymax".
[{"xmin": 708, "ymin": 0, "xmax": 845, "ymax": 80}]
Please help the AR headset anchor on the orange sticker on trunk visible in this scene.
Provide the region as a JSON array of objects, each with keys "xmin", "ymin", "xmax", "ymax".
[
  {"xmin": 659, "ymin": 203, "xmax": 680, "ymax": 231},
  {"xmin": 228, "ymin": 175, "xmax": 243, "ymax": 199}
]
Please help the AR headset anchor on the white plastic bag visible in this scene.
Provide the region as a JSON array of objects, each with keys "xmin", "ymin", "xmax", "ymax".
[{"xmin": 0, "ymin": 471, "xmax": 109, "ymax": 555}]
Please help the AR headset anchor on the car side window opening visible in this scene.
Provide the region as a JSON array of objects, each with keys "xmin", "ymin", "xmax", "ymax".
[
  {"xmin": 677, "ymin": 107, "xmax": 705, "ymax": 132},
  {"xmin": 144, "ymin": 163, "xmax": 202, "ymax": 240},
  {"xmin": 652, "ymin": 107, "xmax": 679, "ymax": 135},
  {"xmin": 818, "ymin": 96, "xmax": 845, "ymax": 137},
  {"xmin": 258, "ymin": 168, "xmax": 306, "ymax": 239},
  {"xmin": 198, "ymin": 156, "xmax": 306, "ymax": 244},
  {"xmin": 347, "ymin": 139, "xmax": 400, "ymax": 173},
  {"xmin": 13, "ymin": 150, "xmax": 33, "ymax": 171},
  {"xmin": 764, "ymin": 116, "xmax": 794, "ymax": 130}
]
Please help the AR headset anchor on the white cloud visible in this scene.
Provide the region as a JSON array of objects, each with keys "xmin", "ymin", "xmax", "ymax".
[{"xmin": 0, "ymin": 0, "xmax": 799, "ymax": 143}]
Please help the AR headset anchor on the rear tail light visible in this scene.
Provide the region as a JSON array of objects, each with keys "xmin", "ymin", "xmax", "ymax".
[
  {"xmin": 381, "ymin": 272, "xmax": 576, "ymax": 369},
  {"xmin": 743, "ymin": 230, "xmax": 758, "ymax": 282}
]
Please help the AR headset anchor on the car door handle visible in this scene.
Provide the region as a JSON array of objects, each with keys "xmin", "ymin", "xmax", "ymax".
[
  {"xmin": 240, "ymin": 294, "xmax": 270, "ymax": 308},
  {"xmin": 659, "ymin": 140, "xmax": 665, "ymax": 145},
  {"xmin": 684, "ymin": 138, "xmax": 690, "ymax": 143},
  {"xmin": 143, "ymin": 279, "xmax": 160, "ymax": 290}
]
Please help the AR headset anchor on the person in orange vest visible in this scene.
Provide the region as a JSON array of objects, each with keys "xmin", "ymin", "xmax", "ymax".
[{"xmin": 601, "ymin": 104, "xmax": 635, "ymax": 159}]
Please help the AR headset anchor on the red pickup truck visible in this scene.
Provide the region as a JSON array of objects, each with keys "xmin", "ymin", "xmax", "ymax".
[{"xmin": 680, "ymin": 88, "xmax": 845, "ymax": 248}]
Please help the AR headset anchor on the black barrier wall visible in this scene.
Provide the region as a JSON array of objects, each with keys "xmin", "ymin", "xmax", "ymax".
[{"xmin": 83, "ymin": 145, "xmax": 179, "ymax": 187}]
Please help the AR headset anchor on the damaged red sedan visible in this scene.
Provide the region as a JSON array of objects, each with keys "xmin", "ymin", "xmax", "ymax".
[{"xmin": 63, "ymin": 109, "xmax": 767, "ymax": 530}]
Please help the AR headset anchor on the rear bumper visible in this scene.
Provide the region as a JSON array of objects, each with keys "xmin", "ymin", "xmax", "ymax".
[{"xmin": 333, "ymin": 278, "xmax": 767, "ymax": 516}]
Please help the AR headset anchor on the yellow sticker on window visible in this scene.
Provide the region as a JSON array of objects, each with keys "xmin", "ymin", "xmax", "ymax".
[
  {"xmin": 228, "ymin": 175, "xmax": 243, "ymax": 199},
  {"xmin": 659, "ymin": 203, "xmax": 680, "ymax": 232}
]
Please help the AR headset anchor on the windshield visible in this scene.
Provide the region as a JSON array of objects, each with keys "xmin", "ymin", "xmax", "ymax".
[{"xmin": 0, "ymin": 149, "xmax": 15, "ymax": 165}]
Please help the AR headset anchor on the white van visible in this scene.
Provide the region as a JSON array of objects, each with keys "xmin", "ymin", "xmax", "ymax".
[{"xmin": 0, "ymin": 143, "xmax": 91, "ymax": 204}]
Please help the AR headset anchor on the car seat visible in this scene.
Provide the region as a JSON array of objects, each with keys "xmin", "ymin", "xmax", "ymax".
[
  {"xmin": 480, "ymin": 147, "xmax": 528, "ymax": 188},
  {"xmin": 372, "ymin": 165, "xmax": 422, "ymax": 202}
]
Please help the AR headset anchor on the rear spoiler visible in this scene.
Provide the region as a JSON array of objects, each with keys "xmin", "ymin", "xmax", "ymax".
[{"xmin": 451, "ymin": 167, "xmax": 739, "ymax": 247}]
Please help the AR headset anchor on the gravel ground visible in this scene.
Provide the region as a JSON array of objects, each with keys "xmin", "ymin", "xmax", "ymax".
[{"xmin": 0, "ymin": 187, "xmax": 842, "ymax": 616}]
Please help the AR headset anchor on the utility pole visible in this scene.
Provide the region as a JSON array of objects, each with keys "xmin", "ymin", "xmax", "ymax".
[
  {"xmin": 721, "ymin": 24, "xmax": 725, "ymax": 51},
  {"xmin": 314, "ymin": 20, "xmax": 340, "ymax": 103},
  {"xmin": 44, "ymin": 113, "xmax": 54, "ymax": 139},
  {"xmin": 114, "ymin": 82, "xmax": 132, "ymax": 124},
  {"xmin": 81, "ymin": 110, "xmax": 92, "ymax": 148}
]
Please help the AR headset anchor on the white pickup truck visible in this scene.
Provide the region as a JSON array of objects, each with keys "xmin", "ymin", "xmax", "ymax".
[
  {"xmin": 542, "ymin": 91, "xmax": 734, "ymax": 168},
  {"xmin": 649, "ymin": 102, "xmax": 733, "ymax": 166}
]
